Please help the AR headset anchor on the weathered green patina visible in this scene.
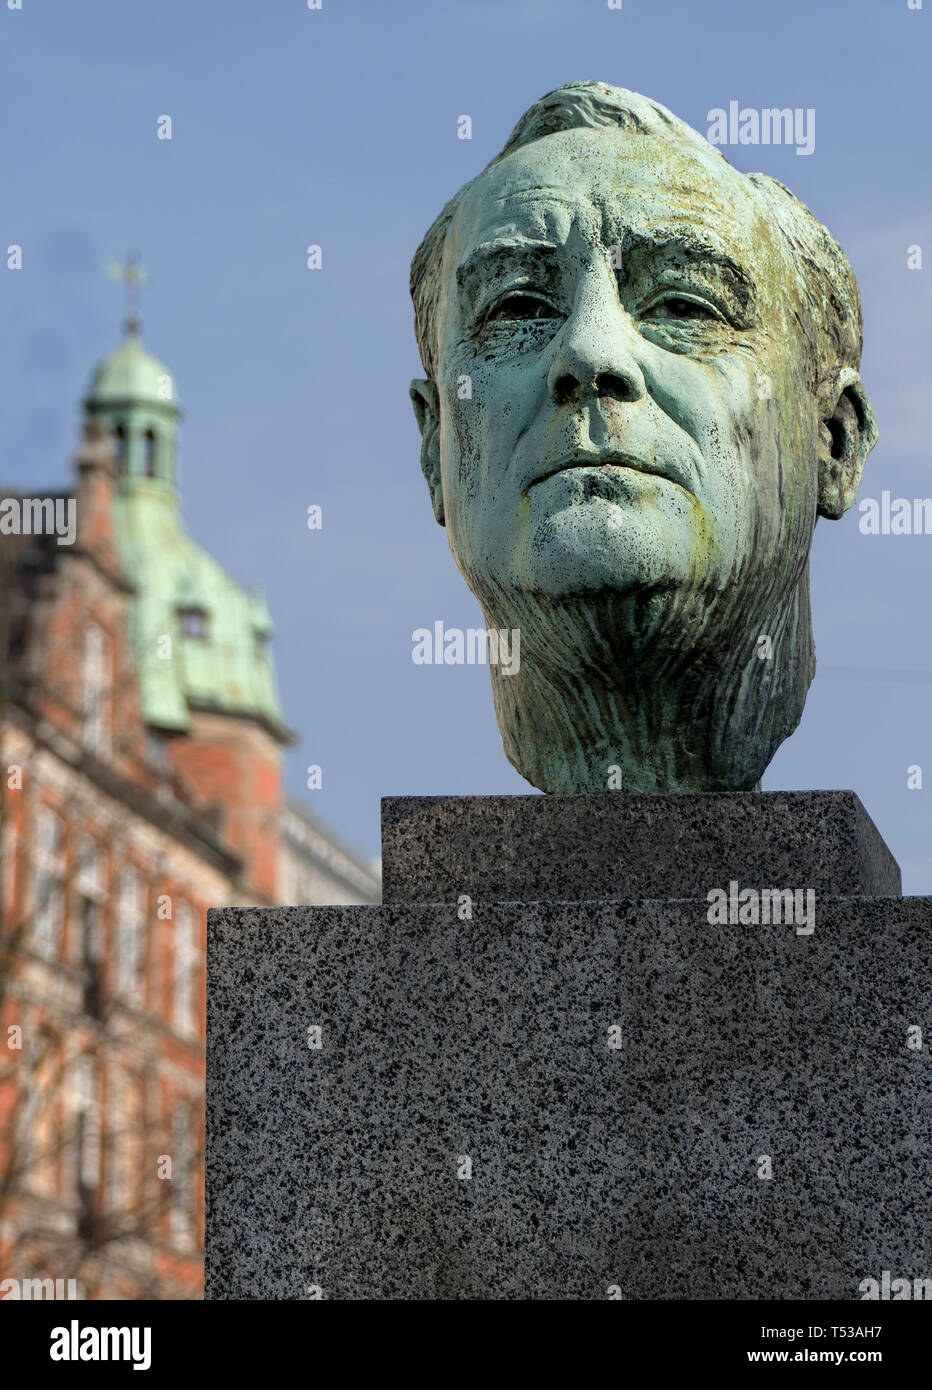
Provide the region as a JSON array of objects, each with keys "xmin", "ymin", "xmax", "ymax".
[
  {"xmin": 85, "ymin": 324, "xmax": 288, "ymax": 739},
  {"xmin": 410, "ymin": 82, "xmax": 877, "ymax": 793}
]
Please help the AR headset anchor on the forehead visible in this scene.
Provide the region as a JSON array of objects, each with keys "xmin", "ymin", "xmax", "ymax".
[{"xmin": 450, "ymin": 126, "xmax": 779, "ymax": 278}]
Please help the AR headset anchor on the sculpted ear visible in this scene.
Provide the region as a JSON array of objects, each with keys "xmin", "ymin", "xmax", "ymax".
[
  {"xmin": 409, "ymin": 378, "xmax": 444, "ymax": 526},
  {"xmin": 816, "ymin": 367, "xmax": 878, "ymax": 520}
]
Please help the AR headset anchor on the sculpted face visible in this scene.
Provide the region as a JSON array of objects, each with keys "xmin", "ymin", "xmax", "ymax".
[
  {"xmin": 435, "ymin": 126, "xmax": 811, "ymax": 611},
  {"xmin": 411, "ymin": 87, "xmax": 877, "ymax": 793}
]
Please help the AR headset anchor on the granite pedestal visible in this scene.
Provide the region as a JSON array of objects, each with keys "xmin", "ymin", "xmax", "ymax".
[{"xmin": 206, "ymin": 793, "xmax": 930, "ymax": 1300}]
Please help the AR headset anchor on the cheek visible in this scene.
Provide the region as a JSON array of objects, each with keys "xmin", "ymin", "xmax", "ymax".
[
  {"xmin": 724, "ymin": 371, "xmax": 821, "ymax": 556},
  {"xmin": 747, "ymin": 360, "xmax": 820, "ymax": 499},
  {"xmin": 643, "ymin": 346, "xmax": 746, "ymax": 437},
  {"xmin": 437, "ymin": 373, "xmax": 479, "ymax": 510},
  {"xmin": 437, "ymin": 359, "xmax": 523, "ymax": 515},
  {"xmin": 644, "ymin": 349, "xmax": 820, "ymax": 564},
  {"xmin": 656, "ymin": 349, "xmax": 807, "ymax": 480},
  {"xmin": 645, "ymin": 352, "xmax": 762, "ymax": 513},
  {"xmin": 438, "ymin": 387, "xmax": 499, "ymax": 552}
]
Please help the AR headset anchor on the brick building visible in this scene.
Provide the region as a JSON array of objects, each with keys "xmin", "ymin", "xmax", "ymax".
[{"xmin": 0, "ymin": 319, "xmax": 379, "ymax": 1299}]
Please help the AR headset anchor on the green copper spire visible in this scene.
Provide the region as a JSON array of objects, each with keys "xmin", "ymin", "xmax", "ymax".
[
  {"xmin": 85, "ymin": 314, "xmax": 289, "ymax": 741},
  {"xmin": 85, "ymin": 324, "xmax": 181, "ymax": 487}
]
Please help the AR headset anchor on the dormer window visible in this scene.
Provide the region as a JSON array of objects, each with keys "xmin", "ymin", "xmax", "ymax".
[
  {"xmin": 143, "ymin": 429, "xmax": 157, "ymax": 477},
  {"xmin": 178, "ymin": 607, "xmax": 208, "ymax": 640}
]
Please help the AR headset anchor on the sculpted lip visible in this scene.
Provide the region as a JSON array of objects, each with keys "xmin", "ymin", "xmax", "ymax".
[{"xmin": 531, "ymin": 452, "xmax": 693, "ymax": 493}]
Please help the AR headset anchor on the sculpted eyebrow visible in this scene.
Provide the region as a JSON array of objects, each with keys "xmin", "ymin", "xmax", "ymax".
[
  {"xmin": 619, "ymin": 230, "xmax": 756, "ymax": 312},
  {"xmin": 455, "ymin": 240, "xmax": 561, "ymax": 296}
]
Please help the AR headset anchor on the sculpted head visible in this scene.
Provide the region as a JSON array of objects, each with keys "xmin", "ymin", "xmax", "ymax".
[{"xmin": 409, "ymin": 82, "xmax": 878, "ymax": 793}]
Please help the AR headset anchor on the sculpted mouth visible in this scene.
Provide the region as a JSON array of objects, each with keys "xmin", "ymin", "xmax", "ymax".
[{"xmin": 532, "ymin": 452, "xmax": 682, "ymax": 489}]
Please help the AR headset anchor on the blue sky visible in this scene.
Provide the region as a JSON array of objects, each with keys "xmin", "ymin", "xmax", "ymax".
[{"xmin": 2, "ymin": 0, "xmax": 931, "ymax": 889}]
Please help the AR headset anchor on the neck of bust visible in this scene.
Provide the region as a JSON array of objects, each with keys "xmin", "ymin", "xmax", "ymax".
[{"xmin": 475, "ymin": 578, "xmax": 814, "ymax": 794}]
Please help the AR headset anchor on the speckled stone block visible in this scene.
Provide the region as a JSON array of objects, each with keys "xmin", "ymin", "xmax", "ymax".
[
  {"xmin": 206, "ymin": 799, "xmax": 929, "ymax": 1300},
  {"xmin": 380, "ymin": 792, "xmax": 902, "ymax": 903}
]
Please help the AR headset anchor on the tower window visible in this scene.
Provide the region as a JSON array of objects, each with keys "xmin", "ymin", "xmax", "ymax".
[
  {"xmin": 114, "ymin": 425, "xmax": 126, "ymax": 472},
  {"xmin": 143, "ymin": 429, "xmax": 157, "ymax": 476},
  {"xmin": 178, "ymin": 608, "xmax": 208, "ymax": 640}
]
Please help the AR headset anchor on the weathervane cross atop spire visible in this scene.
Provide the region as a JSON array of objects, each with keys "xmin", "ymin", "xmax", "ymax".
[{"xmin": 105, "ymin": 250, "xmax": 149, "ymax": 336}]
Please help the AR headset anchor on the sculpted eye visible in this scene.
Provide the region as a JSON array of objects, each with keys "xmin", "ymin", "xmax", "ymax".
[
  {"xmin": 485, "ymin": 293, "xmax": 560, "ymax": 324},
  {"xmin": 642, "ymin": 294, "xmax": 722, "ymax": 323}
]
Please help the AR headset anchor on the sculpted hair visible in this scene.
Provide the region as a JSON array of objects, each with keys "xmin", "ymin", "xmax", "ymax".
[
  {"xmin": 410, "ymin": 80, "xmax": 862, "ymax": 385},
  {"xmin": 745, "ymin": 171, "xmax": 862, "ymax": 386}
]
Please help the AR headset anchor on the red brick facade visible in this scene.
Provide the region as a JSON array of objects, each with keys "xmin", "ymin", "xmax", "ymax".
[{"xmin": 0, "ymin": 414, "xmax": 375, "ymax": 1301}]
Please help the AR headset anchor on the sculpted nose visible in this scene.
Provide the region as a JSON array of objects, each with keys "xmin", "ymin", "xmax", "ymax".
[
  {"xmin": 549, "ymin": 366, "xmax": 644, "ymax": 408},
  {"xmin": 547, "ymin": 276, "xmax": 647, "ymax": 408}
]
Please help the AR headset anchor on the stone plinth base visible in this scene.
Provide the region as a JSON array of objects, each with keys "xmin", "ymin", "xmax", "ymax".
[{"xmin": 206, "ymin": 793, "xmax": 929, "ymax": 1300}]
